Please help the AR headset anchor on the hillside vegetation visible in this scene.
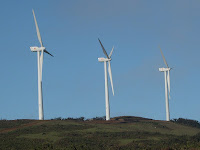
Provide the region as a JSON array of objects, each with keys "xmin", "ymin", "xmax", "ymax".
[{"xmin": 1, "ymin": 116, "xmax": 200, "ymax": 150}]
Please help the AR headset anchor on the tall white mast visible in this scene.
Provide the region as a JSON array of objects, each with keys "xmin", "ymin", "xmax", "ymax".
[
  {"xmin": 104, "ymin": 61, "xmax": 110, "ymax": 120},
  {"xmin": 37, "ymin": 51, "xmax": 44, "ymax": 120},
  {"xmin": 164, "ymin": 71, "xmax": 170, "ymax": 121}
]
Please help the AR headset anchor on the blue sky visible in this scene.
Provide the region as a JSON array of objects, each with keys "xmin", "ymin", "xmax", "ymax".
[{"xmin": 1, "ymin": 0, "xmax": 200, "ymax": 121}]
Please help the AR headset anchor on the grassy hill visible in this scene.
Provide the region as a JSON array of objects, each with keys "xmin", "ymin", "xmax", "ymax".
[{"xmin": 1, "ymin": 116, "xmax": 200, "ymax": 150}]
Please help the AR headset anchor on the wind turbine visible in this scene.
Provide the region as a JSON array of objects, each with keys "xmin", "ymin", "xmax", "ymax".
[
  {"xmin": 30, "ymin": 9, "xmax": 53, "ymax": 120},
  {"xmin": 159, "ymin": 46, "xmax": 171, "ymax": 121},
  {"xmin": 98, "ymin": 39, "xmax": 114, "ymax": 121}
]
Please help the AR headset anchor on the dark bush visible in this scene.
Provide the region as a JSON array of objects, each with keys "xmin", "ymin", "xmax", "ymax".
[
  {"xmin": 171, "ymin": 118, "xmax": 200, "ymax": 128},
  {"xmin": 91, "ymin": 116, "xmax": 106, "ymax": 120}
]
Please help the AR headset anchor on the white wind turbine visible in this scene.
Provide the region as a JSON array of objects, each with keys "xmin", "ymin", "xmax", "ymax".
[
  {"xmin": 98, "ymin": 39, "xmax": 114, "ymax": 121},
  {"xmin": 159, "ymin": 46, "xmax": 171, "ymax": 121},
  {"xmin": 30, "ymin": 10, "xmax": 53, "ymax": 120}
]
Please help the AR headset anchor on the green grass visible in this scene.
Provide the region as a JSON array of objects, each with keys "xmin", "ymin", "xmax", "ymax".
[
  {"xmin": 1, "ymin": 117, "xmax": 200, "ymax": 150},
  {"xmin": 18, "ymin": 131, "xmax": 61, "ymax": 142},
  {"xmin": 119, "ymin": 139, "xmax": 133, "ymax": 145}
]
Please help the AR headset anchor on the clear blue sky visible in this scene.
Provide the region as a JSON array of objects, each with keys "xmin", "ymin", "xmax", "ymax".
[{"xmin": 1, "ymin": 0, "xmax": 200, "ymax": 121}]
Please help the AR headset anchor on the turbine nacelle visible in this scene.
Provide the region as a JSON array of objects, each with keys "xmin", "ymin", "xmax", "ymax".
[
  {"xmin": 30, "ymin": 46, "xmax": 45, "ymax": 52},
  {"xmin": 159, "ymin": 68, "xmax": 171, "ymax": 72},
  {"xmin": 98, "ymin": 57, "xmax": 111, "ymax": 62}
]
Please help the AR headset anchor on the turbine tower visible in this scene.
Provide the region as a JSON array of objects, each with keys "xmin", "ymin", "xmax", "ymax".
[
  {"xmin": 30, "ymin": 10, "xmax": 53, "ymax": 120},
  {"xmin": 98, "ymin": 39, "xmax": 114, "ymax": 121},
  {"xmin": 159, "ymin": 46, "xmax": 171, "ymax": 121}
]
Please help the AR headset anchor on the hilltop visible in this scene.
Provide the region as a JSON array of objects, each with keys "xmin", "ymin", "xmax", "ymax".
[{"xmin": 0, "ymin": 116, "xmax": 200, "ymax": 150}]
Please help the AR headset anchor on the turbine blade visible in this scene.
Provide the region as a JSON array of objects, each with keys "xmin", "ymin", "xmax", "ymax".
[
  {"xmin": 32, "ymin": 9, "xmax": 43, "ymax": 47},
  {"xmin": 167, "ymin": 70, "xmax": 171, "ymax": 99},
  {"xmin": 98, "ymin": 38, "xmax": 109, "ymax": 58},
  {"xmin": 109, "ymin": 46, "xmax": 114, "ymax": 58},
  {"xmin": 44, "ymin": 50, "xmax": 54, "ymax": 57},
  {"xmin": 159, "ymin": 46, "xmax": 169, "ymax": 68},
  {"xmin": 108, "ymin": 61, "xmax": 114, "ymax": 96}
]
